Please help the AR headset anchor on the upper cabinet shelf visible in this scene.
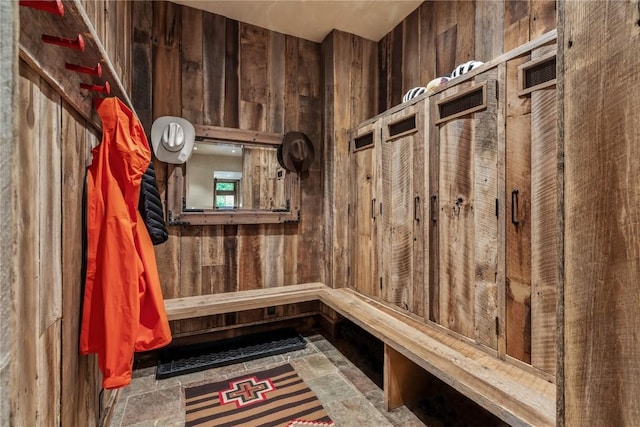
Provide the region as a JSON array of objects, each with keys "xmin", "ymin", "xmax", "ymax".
[{"xmin": 19, "ymin": 0, "xmax": 134, "ymax": 130}]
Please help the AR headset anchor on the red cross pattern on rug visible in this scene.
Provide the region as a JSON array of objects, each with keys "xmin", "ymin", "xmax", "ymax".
[{"xmin": 218, "ymin": 376, "xmax": 276, "ymax": 408}]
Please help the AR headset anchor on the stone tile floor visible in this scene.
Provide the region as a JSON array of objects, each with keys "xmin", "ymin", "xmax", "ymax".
[{"xmin": 108, "ymin": 333, "xmax": 428, "ymax": 427}]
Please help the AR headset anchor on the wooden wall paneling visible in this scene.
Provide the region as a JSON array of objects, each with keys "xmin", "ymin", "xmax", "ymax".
[
  {"xmin": 435, "ymin": 25, "xmax": 457, "ymax": 79},
  {"xmin": 361, "ymin": 39, "xmax": 379, "ymax": 122},
  {"xmin": 284, "ymin": 35, "xmax": 299, "ymax": 132},
  {"xmin": 323, "ymin": 30, "xmax": 352, "ymax": 289},
  {"xmin": 529, "ymin": 0, "xmax": 556, "ymax": 41},
  {"xmin": 505, "ymin": 54, "xmax": 532, "ymax": 363},
  {"xmin": 38, "ymin": 74, "xmax": 62, "ymax": 338},
  {"xmin": 0, "ymin": 2, "xmax": 17, "ymax": 422},
  {"xmin": 179, "ymin": 226, "xmax": 203, "ymax": 298},
  {"xmin": 470, "ymin": 76, "xmax": 499, "ymax": 350},
  {"xmin": 179, "ymin": 225, "xmax": 208, "ymax": 331},
  {"xmin": 402, "ymin": 9, "xmax": 420, "ymax": 93},
  {"xmin": 61, "ymin": 104, "xmax": 100, "ymax": 427},
  {"xmin": 530, "ymin": 83, "xmax": 557, "ymax": 375},
  {"xmin": 418, "ymin": 2, "xmax": 436, "ymax": 88},
  {"xmin": 152, "ymin": 1, "xmax": 182, "ymax": 302},
  {"xmin": 202, "ymin": 226, "xmax": 232, "ymax": 295},
  {"xmin": 504, "ymin": 0, "xmax": 531, "ymax": 52},
  {"xmin": 239, "ymin": 23, "xmax": 268, "ymax": 132},
  {"xmin": 390, "ymin": 25, "xmax": 404, "ymax": 109},
  {"xmin": 350, "ymin": 36, "xmax": 364, "ymax": 135},
  {"xmin": 237, "ymin": 225, "xmax": 266, "ymax": 291},
  {"xmin": 298, "ymin": 39, "xmax": 321, "ymax": 99},
  {"xmin": 268, "ymin": 31, "xmax": 286, "ymax": 133},
  {"xmin": 36, "ymin": 75, "xmax": 62, "ymax": 427},
  {"xmin": 115, "ymin": 0, "xmax": 132, "ymax": 93},
  {"xmin": 434, "ymin": 0, "xmax": 457, "ymax": 78},
  {"xmin": 181, "ymin": 6, "xmax": 204, "ymax": 124},
  {"xmin": 454, "ymin": 1, "xmax": 475, "ymax": 66},
  {"xmin": 152, "ymin": 1, "xmax": 182, "ymax": 119},
  {"xmin": 474, "ymin": 0, "xmax": 504, "ymax": 62},
  {"xmin": 378, "ymin": 34, "xmax": 390, "ymax": 114},
  {"xmin": 224, "ymin": 19, "xmax": 239, "ymax": 128},
  {"xmin": 296, "ymin": 40, "xmax": 323, "ymax": 284},
  {"xmin": 562, "ymin": 1, "xmax": 640, "ymax": 424},
  {"xmin": 282, "ymin": 36, "xmax": 300, "ymax": 286},
  {"xmin": 15, "ymin": 62, "xmax": 41, "ymax": 427},
  {"xmin": 132, "ymin": 1, "xmax": 153, "ymax": 134},
  {"xmin": 203, "ymin": 12, "xmax": 226, "ymax": 126}
]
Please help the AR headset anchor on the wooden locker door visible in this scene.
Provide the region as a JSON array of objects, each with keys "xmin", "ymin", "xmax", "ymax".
[
  {"xmin": 433, "ymin": 78, "xmax": 499, "ymax": 349},
  {"xmin": 379, "ymin": 103, "xmax": 425, "ymax": 315},
  {"xmin": 349, "ymin": 122, "xmax": 380, "ymax": 298},
  {"xmin": 506, "ymin": 45, "xmax": 558, "ymax": 374}
]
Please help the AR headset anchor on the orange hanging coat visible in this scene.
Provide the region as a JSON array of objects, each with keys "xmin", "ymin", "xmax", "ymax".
[{"xmin": 80, "ymin": 97, "xmax": 172, "ymax": 389}]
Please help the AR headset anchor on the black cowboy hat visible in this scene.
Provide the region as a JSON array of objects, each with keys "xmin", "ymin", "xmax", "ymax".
[{"xmin": 277, "ymin": 132, "xmax": 315, "ymax": 179}]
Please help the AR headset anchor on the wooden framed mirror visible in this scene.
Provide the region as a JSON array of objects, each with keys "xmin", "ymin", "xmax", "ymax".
[{"xmin": 166, "ymin": 124, "xmax": 300, "ymax": 225}]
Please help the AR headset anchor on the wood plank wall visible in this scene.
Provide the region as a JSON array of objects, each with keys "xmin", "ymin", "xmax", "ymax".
[
  {"xmin": 322, "ymin": 30, "xmax": 379, "ymax": 289},
  {"xmin": 14, "ymin": 60, "xmax": 102, "ymax": 427},
  {"xmin": 1, "ymin": 2, "xmax": 18, "ymax": 424},
  {"xmin": 81, "ymin": 0, "xmax": 132, "ymax": 94},
  {"xmin": 9, "ymin": 2, "xmax": 134, "ymax": 425},
  {"xmin": 378, "ymin": 0, "xmax": 556, "ymax": 112},
  {"xmin": 132, "ymin": 1, "xmax": 324, "ymax": 335},
  {"xmin": 560, "ymin": 0, "xmax": 640, "ymax": 425}
]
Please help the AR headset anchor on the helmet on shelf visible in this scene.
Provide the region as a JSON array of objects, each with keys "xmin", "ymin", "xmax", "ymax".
[
  {"xmin": 450, "ymin": 60, "xmax": 484, "ymax": 79},
  {"xmin": 426, "ymin": 76, "xmax": 450, "ymax": 92},
  {"xmin": 402, "ymin": 86, "xmax": 427, "ymax": 103}
]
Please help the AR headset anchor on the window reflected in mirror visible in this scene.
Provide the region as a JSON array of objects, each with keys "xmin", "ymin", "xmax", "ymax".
[{"xmin": 185, "ymin": 142, "xmax": 287, "ymax": 211}]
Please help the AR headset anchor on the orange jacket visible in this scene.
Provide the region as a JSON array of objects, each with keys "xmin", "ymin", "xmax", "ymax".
[{"xmin": 80, "ymin": 97, "xmax": 172, "ymax": 389}]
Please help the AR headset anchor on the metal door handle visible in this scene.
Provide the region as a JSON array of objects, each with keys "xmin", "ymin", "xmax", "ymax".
[
  {"xmin": 430, "ymin": 194, "xmax": 437, "ymax": 222},
  {"xmin": 511, "ymin": 189, "xmax": 520, "ymax": 225},
  {"xmin": 371, "ymin": 198, "xmax": 376, "ymax": 219},
  {"xmin": 414, "ymin": 196, "xmax": 420, "ymax": 221}
]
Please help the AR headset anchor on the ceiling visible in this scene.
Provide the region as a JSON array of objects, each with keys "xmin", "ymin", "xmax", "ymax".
[{"xmin": 170, "ymin": 1, "xmax": 423, "ymax": 42}]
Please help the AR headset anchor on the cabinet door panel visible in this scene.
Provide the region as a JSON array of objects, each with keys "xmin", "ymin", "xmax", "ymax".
[
  {"xmin": 530, "ymin": 87, "xmax": 558, "ymax": 375},
  {"xmin": 435, "ymin": 79, "xmax": 499, "ymax": 349},
  {"xmin": 350, "ymin": 123, "xmax": 380, "ymax": 298},
  {"xmin": 380, "ymin": 104, "xmax": 425, "ymax": 314}
]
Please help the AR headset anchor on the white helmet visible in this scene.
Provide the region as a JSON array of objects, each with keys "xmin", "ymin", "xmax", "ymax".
[
  {"xmin": 426, "ymin": 76, "xmax": 450, "ymax": 92},
  {"xmin": 402, "ymin": 86, "xmax": 427, "ymax": 103},
  {"xmin": 450, "ymin": 60, "xmax": 484, "ymax": 79}
]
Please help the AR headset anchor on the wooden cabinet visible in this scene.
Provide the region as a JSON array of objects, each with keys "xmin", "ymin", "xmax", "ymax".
[
  {"xmin": 379, "ymin": 103, "xmax": 427, "ymax": 316},
  {"xmin": 349, "ymin": 102, "xmax": 427, "ymax": 316},
  {"xmin": 348, "ymin": 32, "xmax": 558, "ymax": 379},
  {"xmin": 504, "ymin": 44, "xmax": 558, "ymax": 375},
  {"xmin": 429, "ymin": 70, "xmax": 500, "ymax": 350},
  {"xmin": 349, "ymin": 121, "xmax": 381, "ymax": 299}
]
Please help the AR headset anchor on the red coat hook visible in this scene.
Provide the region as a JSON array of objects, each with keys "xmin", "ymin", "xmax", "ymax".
[
  {"xmin": 19, "ymin": 0, "xmax": 64, "ymax": 16},
  {"xmin": 41, "ymin": 34, "xmax": 85, "ymax": 51},
  {"xmin": 80, "ymin": 81, "xmax": 111, "ymax": 95},
  {"xmin": 66, "ymin": 62, "xmax": 103, "ymax": 78}
]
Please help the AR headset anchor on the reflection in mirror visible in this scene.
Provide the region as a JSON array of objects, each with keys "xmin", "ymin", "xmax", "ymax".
[
  {"xmin": 185, "ymin": 142, "xmax": 286, "ymax": 211},
  {"xmin": 166, "ymin": 125, "xmax": 300, "ymax": 225}
]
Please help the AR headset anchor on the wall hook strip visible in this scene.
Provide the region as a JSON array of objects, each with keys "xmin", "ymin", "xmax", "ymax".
[
  {"xmin": 80, "ymin": 82, "xmax": 111, "ymax": 95},
  {"xmin": 41, "ymin": 33, "xmax": 85, "ymax": 51},
  {"xmin": 66, "ymin": 62, "xmax": 103, "ymax": 77},
  {"xmin": 19, "ymin": 0, "xmax": 64, "ymax": 16}
]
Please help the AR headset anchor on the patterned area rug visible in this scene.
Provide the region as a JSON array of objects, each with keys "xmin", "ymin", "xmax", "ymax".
[{"xmin": 184, "ymin": 364, "xmax": 335, "ymax": 427}]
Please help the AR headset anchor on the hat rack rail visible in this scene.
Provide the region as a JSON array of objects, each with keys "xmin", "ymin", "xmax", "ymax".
[{"xmin": 19, "ymin": 0, "xmax": 135, "ymax": 131}]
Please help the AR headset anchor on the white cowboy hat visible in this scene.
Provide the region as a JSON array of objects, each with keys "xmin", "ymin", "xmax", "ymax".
[{"xmin": 150, "ymin": 116, "xmax": 195, "ymax": 164}]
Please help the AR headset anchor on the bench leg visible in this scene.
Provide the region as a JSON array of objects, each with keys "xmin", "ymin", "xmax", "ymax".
[{"xmin": 384, "ymin": 344, "xmax": 432, "ymax": 411}]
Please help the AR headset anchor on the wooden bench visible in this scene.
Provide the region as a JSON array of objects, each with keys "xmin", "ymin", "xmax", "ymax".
[{"xmin": 163, "ymin": 283, "xmax": 555, "ymax": 426}]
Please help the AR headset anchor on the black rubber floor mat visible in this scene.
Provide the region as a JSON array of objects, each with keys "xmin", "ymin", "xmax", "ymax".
[{"xmin": 156, "ymin": 329, "xmax": 307, "ymax": 379}]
